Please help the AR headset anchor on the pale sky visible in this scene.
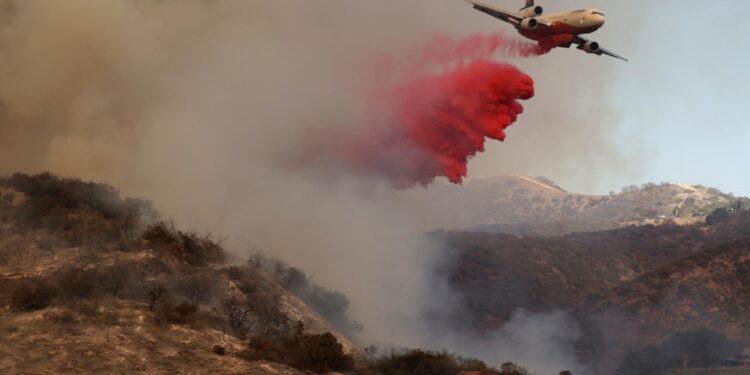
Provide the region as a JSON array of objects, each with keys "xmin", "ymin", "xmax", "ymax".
[
  {"xmin": 458, "ymin": 0, "xmax": 750, "ymax": 196},
  {"xmin": 611, "ymin": 0, "xmax": 750, "ymax": 196}
]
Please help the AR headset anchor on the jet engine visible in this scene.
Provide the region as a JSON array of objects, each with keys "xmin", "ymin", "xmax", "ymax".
[
  {"xmin": 518, "ymin": 5, "xmax": 543, "ymax": 18},
  {"xmin": 519, "ymin": 17, "xmax": 539, "ymax": 30},
  {"xmin": 581, "ymin": 41, "xmax": 601, "ymax": 53}
]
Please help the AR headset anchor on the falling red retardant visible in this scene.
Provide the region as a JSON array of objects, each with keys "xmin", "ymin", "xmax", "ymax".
[{"xmin": 352, "ymin": 59, "xmax": 534, "ymax": 189}]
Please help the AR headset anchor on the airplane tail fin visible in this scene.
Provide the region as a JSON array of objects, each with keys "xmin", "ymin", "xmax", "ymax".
[{"xmin": 521, "ymin": 0, "xmax": 534, "ymax": 9}]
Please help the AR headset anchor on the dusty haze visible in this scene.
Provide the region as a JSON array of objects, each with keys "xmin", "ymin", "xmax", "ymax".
[{"xmin": 0, "ymin": 0, "xmax": 635, "ymax": 373}]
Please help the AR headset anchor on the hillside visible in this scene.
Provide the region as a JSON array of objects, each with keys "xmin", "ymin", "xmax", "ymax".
[
  {"xmin": 0, "ymin": 173, "xmax": 360, "ymax": 374},
  {"xmin": 579, "ymin": 236, "xmax": 750, "ymax": 371},
  {"xmin": 439, "ymin": 210, "xmax": 750, "ymax": 373},
  {"xmin": 438, "ymin": 223, "xmax": 709, "ymax": 329},
  {"xmin": 0, "ymin": 172, "xmax": 532, "ymax": 375},
  {"xmin": 419, "ymin": 175, "xmax": 746, "ymax": 236},
  {"xmin": 7, "ymin": 172, "xmax": 750, "ymax": 374},
  {"xmin": 586, "ymin": 236, "xmax": 750, "ymax": 337}
]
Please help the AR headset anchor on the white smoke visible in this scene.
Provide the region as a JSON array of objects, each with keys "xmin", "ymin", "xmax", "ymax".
[{"xmin": 0, "ymin": 1, "xmax": 622, "ymax": 373}]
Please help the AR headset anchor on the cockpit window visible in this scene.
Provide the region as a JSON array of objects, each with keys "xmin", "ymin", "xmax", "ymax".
[{"xmin": 592, "ymin": 11, "xmax": 604, "ymax": 16}]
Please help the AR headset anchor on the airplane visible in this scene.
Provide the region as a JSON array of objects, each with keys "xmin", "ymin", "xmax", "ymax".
[{"xmin": 463, "ymin": 0, "xmax": 628, "ymax": 61}]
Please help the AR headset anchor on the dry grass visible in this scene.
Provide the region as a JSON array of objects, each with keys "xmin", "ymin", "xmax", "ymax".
[
  {"xmin": 0, "ymin": 173, "xmax": 363, "ymax": 374},
  {"xmin": 0, "ymin": 300, "xmax": 303, "ymax": 375}
]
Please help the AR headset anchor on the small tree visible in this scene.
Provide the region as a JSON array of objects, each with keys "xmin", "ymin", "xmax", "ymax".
[
  {"xmin": 221, "ymin": 296, "xmax": 255, "ymax": 334},
  {"xmin": 176, "ymin": 274, "xmax": 215, "ymax": 305},
  {"xmin": 147, "ymin": 283, "xmax": 167, "ymax": 312}
]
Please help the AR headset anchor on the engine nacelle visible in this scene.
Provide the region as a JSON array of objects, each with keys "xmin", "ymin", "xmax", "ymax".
[
  {"xmin": 519, "ymin": 17, "xmax": 539, "ymax": 30},
  {"xmin": 582, "ymin": 41, "xmax": 600, "ymax": 53},
  {"xmin": 518, "ymin": 5, "xmax": 543, "ymax": 18}
]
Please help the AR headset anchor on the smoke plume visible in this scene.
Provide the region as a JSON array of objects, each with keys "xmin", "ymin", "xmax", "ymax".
[
  {"xmin": 331, "ymin": 32, "xmax": 544, "ymax": 188},
  {"xmin": 0, "ymin": 1, "xmax": 599, "ymax": 373}
]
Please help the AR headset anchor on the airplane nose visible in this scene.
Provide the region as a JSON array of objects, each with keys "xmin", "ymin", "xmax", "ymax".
[{"xmin": 595, "ymin": 14, "xmax": 605, "ymax": 25}]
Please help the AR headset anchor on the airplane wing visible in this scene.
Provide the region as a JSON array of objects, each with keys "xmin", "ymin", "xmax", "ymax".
[
  {"xmin": 464, "ymin": 0, "xmax": 522, "ymax": 25},
  {"xmin": 574, "ymin": 36, "xmax": 629, "ymax": 62}
]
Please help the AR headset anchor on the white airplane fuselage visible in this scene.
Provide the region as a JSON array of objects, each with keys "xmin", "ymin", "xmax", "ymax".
[
  {"xmin": 518, "ymin": 9, "xmax": 605, "ymax": 49},
  {"xmin": 464, "ymin": 0, "xmax": 627, "ymax": 61}
]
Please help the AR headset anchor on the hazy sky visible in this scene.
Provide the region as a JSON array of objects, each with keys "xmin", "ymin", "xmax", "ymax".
[
  {"xmin": 1, "ymin": 0, "xmax": 748, "ymax": 198},
  {"xmin": 610, "ymin": 0, "xmax": 750, "ymax": 196},
  {"xmin": 463, "ymin": 0, "xmax": 750, "ymax": 196}
]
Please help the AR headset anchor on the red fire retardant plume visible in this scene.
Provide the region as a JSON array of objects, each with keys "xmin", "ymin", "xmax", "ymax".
[
  {"xmin": 351, "ymin": 60, "xmax": 534, "ymax": 189},
  {"xmin": 316, "ymin": 33, "xmax": 547, "ymax": 188}
]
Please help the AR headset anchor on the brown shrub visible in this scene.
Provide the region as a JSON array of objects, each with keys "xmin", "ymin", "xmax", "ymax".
[
  {"xmin": 225, "ymin": 266, "xmax": 247, "ymax": 281},
  {"xmin": 71, "ymin": 298, "xmax": 102, "ymax": 317},
  {"xmin": 2, "ymin": 172, "xmax": 152, "ymax": 241},
  {"xmin": 93, "ymin": 310, "xmax": 121, "ymax": 325},
  {"xmin": 294, "ymin": 332, "xmax": 354, "ymax": 373},
  {"xmin": 240, "ymin": 331, "xmax": 353, "ymax": 373},
  {"xmin": 220, "ymin": 292, "xmax": 289, "ymax": 338},
  {"xmin": 212, "ymin": 344, "xmax": 227, "ymax": 356},
  {"xmin": 10, "ymin": 279, "xmax": 57, "ymax": 311},
  {"xmin": 374, "ymin": 349, "xmax": 495, "ymax": 375},
  {"xmin": 221, "ymin": 296, "xmax": 254, "ymax": 333},
  {"xmin": 44, "ymin": 309, "xmax": 76, "ymax": 324},
  {"xmin": 55, "ymin": 268, "xmax": 97, "ymax": 300},
  {"xmin": 500, "ymin": 362, "xmax": 530, "ymax": 375},
  {"xmin": 155, "ymin": 300, "xmax": 198, "ymax": 325},
  {"xmin": 175, "ymin": 274, "xmax": 216, "ymax": 305},
  {"xmin": 100, "ymin": 263, "xmax": 135, "ymax": 298},
  {"xmin": 142, "ymin": 222, "xmax": 224, "ymax": 266}
]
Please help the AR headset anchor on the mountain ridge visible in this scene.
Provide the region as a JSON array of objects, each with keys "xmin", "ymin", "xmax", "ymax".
[{"xmin": 417, "ymin": 175, "xmax": 747, "ymax": 236}]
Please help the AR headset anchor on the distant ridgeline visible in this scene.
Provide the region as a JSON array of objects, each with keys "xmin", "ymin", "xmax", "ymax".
[{"xmin": 419, "ymin": 175, "xmax": 750, "ymax": 236}]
